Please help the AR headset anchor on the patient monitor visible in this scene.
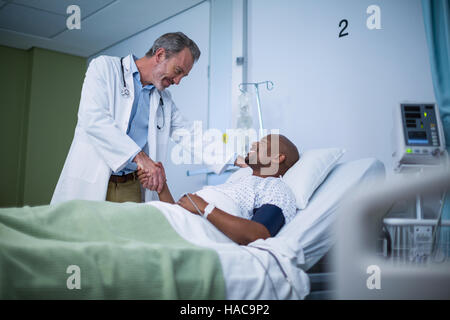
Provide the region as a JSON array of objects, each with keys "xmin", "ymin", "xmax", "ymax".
[{"xmin": 392, "ymin": 103, "xmax": 447, "ymax": 171}]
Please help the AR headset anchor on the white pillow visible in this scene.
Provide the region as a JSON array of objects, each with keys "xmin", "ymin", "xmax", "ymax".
[{"xmin": 282, "ymin": 148, "xmax": 346, "ymax": 209}]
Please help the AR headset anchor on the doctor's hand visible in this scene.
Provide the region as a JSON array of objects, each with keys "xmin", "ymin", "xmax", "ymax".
[
  {"xmin": 137, "ymin": 162, "xmax": 166, "ymax": 193},
  {"xmin": 133, "ymin": 151, "xmax": 166, "ymax": 193}
]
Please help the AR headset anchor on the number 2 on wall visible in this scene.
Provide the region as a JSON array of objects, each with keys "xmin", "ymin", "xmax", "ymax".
[
  {"xmin": 339, "ymin": 19, "xmax": 349, "ymax": 38},
  {"xmin": 338, "ymin": 5, "xmax": 381, "ymax": 38}
]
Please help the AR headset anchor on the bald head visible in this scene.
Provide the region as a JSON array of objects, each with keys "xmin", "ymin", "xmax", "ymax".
[
  {"xmin": 245, "ymin": 134, "xmax": 300, "ymax": 177},
  {"xmin": 268, "ymin": 134, "xmax": 300, "ymax": 175}
]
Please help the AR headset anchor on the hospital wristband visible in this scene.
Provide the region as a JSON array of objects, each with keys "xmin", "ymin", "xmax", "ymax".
[{"xmin": 203, "ymin": 203, "xmax": 215, "ymax": 220}]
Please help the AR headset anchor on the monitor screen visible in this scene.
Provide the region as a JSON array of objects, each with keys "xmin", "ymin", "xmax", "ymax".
[{"xmin": 401, "ymin": 104, "xmax": 440, "ymax": 147}]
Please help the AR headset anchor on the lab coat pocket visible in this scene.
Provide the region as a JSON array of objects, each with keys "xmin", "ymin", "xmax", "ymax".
[{"xmin": 67, "ymin": 141, "xmax": 100, "ymax": 183}]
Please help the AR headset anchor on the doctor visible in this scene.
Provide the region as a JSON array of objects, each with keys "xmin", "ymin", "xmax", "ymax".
[{"xmin": 51, "ymin": 32, "xmax": 203, "ymax": 204}]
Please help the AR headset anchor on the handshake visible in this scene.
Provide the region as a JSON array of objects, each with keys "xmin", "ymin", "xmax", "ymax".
[
  {"xmin": 132, "ymin": 151, "xmax": 249, "ymax": 194},
  {"xmin": 133, "ymin": 151, "xmax": 167, "ymax": 193}
]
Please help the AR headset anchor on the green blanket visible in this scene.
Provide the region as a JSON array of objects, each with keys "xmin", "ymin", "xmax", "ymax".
[{"xmin": 0, "ymin": 200, "xmax": 225, "ymax": 299}]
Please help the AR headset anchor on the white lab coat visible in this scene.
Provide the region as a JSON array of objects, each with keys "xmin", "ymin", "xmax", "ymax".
[{"xmin": 51, "ymin": 54, "xmax": 223, "ymax": 204}]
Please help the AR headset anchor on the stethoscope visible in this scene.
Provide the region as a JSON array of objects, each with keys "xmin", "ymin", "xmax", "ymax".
[{"xmin": 120, "ymin": 57, "xmax": 165, "ymax": 130}]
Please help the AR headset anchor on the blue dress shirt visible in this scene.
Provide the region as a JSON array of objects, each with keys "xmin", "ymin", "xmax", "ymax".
[{"xmin": 113, "ymin": 55, "xmax": 154, "ymax": 176}]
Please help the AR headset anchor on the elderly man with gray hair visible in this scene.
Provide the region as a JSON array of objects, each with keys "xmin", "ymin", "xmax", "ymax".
[{"xmin": 51, "ymin": 32, "xmax": 205, "ymax": 205}]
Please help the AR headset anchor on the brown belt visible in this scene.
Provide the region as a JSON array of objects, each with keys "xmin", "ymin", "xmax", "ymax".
[{"xmin": 109, "ymin": 172, "xmax": 137, "ymax": 184}]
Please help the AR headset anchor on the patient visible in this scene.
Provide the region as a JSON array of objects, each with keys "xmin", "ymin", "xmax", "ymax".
[{"xmin": 138, "ymin": 134, "xmax": 299, "ymax": 245}]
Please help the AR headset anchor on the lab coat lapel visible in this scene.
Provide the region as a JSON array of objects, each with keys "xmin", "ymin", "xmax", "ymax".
[
  {"xmin": 120, "ymin": 54, "xmax": 135, "ymax": 132},
  {"xmin": 148, "ymin": 90, "xmax": 159, "ymax": 160}
]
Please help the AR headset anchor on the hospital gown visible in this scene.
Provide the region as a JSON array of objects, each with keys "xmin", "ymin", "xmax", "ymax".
[{"xmin": 205, "ymin": 175, "xmax": 297, "ymax": 223}]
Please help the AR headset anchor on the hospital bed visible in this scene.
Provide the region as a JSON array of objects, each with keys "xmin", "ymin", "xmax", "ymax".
[
  {"xmin": 153, "ymin": 157, "xmax": 385, "ymax": 299},
  {"xmin": 278, "ymin": 157, "xmax": 384, "ymax": 299},
  {"xmin": 281, "ymin": 158, "xmax": 384, "ymax": 268},
  {"xmin": 0, "ymin": 158, "xmax": 384, "ymax": 300}
]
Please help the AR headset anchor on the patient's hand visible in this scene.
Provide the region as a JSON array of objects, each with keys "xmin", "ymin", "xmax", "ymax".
[
  {"xmin": 177, "ymin": 193, "xmax": 207, "ymax": 215},
  {"xmin": 234, "ymin": 155, "xmax": 248, "ymax": 168}
]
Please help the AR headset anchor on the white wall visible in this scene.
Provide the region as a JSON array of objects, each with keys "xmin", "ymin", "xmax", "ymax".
[
  {"xmin": 86, "ymin": 0, "xmax": 435, "ymax": 195},
  {"xmin": 247, "ymin": 0, "xmax": 435, "ymax": 172},
  {"xmin": 208, "ymin": 0, "xmax": 233, "ymax": 131},
  {"xmin": 91, "ymin": 1, "xmax": 210, "ymax": 198}
]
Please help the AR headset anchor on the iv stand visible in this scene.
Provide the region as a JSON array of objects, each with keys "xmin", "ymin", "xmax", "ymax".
[
  {"xmin": 185, "ymin": 80, "xmax": 274, "ymax": 177},
  {"xmin": 239, "ymin": 81, "xmax": 274, "ymax": 138}
]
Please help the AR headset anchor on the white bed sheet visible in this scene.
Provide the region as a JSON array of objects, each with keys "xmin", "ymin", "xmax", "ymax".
[
  {"xmin": 147, "ymin": 157, "xmax": 385, "ymax": 299},
  {"xmin": 148, "ymin": 200, "xmax": 310, "ymax": 299}
]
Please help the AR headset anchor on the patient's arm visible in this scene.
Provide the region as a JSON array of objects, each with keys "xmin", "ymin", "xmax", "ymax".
[
  {"xmin": 177, "ymin": 194, "xmax": 270, "ymax": 245},
  {"xmin": 157, "ymin": 182, "xmax": 175, "ymax": 204},
  {"xmin": 207, "ymin": 208, "xmax": 271, "ymax": 245},
  {"xmin": 137, "ymin": 167, "xmax": 175, "ymax": 204}
]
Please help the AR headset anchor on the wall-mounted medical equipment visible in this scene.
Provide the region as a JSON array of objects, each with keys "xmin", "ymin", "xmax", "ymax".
[
  {"xmin": 392, "ymin": 103, "xmax": 447, "ymax": 171},
  {"xmin": 336, "ymin": 168, "xmax": 450, "ymax": 299},
  {"xmin": 387, "ymin": 102, "xmax": 449, "ymax": 264},
  {"xmin": 383, "ymin": 194, "xmax": 450, "ymax": 265}
]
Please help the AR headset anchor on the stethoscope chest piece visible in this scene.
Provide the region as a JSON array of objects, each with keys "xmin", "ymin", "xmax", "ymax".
[{"xmin": 121, "ymin": 87, "xmax": 130, "ymax": 97}]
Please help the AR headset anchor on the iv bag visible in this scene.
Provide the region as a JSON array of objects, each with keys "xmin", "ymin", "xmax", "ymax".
[
  {"xmin": 234, "ymin": 91, "xmax": 257, "ymax": 156},
  {"xmin": 236, "ymin": 92, "xmax": 253, "ymax": 129}
]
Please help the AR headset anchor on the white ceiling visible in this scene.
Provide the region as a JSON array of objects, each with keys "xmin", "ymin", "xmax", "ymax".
[{"xmin": 0, "ymin": 0, "xmax": 205, "ymax": 57}]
